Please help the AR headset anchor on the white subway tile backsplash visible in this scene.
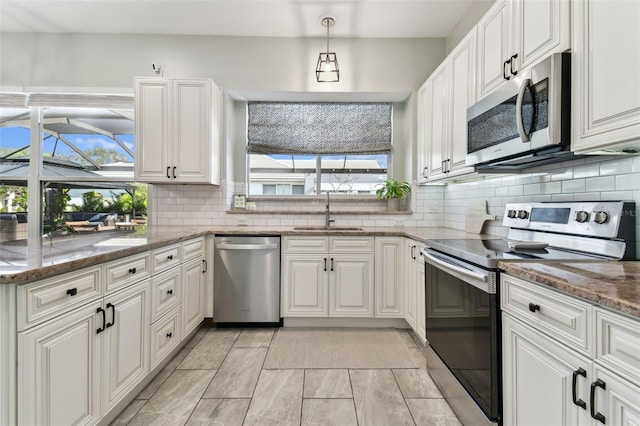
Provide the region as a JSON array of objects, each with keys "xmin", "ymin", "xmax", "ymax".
[
  {"xmin": 573, "ymin": 163, "xmax": 601, "ymax": 179},
  {"xmin": 562, "ymin": 179, "xmax": 585, "ymax": 193},
  {"xmin": 615, "ymin": 174, "xmax": 640, "ymax": 191},
  {"xmin": 523, "ymin": 183, "xmax": 541, "ymax": 195},
  {"xmin": 600, "ymin": 157, "xmax": 633, "ymax": 175},
  {"xmin": 541, "ymin": 181, "xmax": 562, "ymax": 194},
  {"xmin": 600, "ymin": 191, "xmax": 634, "ymax": 201},
  {"xmin": 550, "ymin": 168, "xmax": 573, "ymax": 181},
  {"xmin": 586, "ymin": 176, "xmax": 615, "ymax": 192}
]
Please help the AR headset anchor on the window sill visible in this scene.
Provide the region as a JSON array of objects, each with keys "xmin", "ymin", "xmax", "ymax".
[
  {"xmin": 226, "ymin": 209, "xmax": 412, "ymax": 215},
  {"xmin": 246, "ymin": 195, "xmax": 379, "ymax": 202}
]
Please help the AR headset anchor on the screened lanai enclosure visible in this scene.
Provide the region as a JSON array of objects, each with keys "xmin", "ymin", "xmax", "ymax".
[{"xmin": 0, "ymin": 93, "xmax": 145, "ymax": 242}]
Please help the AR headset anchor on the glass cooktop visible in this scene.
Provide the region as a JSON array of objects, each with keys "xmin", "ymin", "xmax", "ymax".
[{"xmin": 425, "ymin": 238, "xmax": 611, "ymax": 269}]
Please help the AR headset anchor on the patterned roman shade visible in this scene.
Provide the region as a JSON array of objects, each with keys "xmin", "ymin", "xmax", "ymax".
[{"xmin": 247, "ymin": 102, "xmax": 392, "ymax": 155}]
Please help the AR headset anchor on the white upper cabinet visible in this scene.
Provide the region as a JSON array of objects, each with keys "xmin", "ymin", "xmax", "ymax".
[
  {"xmin": 477, "ymin": 0, "xmax": 570, "ymax": 99},
  {"xmin": 571, "ymin": 0, "xmax": 640, "ymax": 153},
  {"xmin": 419, "ymin": 28, "xmax": 476, "ymax": 182},
  {"xmin": 135, "ymin": 78, "xmax": 222, "ymax": 184}
]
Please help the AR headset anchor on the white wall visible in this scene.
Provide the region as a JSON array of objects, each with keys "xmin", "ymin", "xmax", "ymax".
[
  {"xmin": 445, "ymin": 0, "xmax": 493, "ymax": 54},
  {"xmin": 1, "ymin": 33, "xmax": 445, "ymax": 93}
]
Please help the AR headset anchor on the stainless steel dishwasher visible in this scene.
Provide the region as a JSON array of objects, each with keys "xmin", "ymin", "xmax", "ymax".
[{"xmin": 213, "ymin": 236, "xmax": 281, "ymax": 326}]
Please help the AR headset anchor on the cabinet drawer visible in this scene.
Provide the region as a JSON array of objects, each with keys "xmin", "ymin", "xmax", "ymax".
[
  {"xmin": 152, "ymin": 244, "xmax": 181, "ymax": 274},
  {"xmin": 151, "ymin": 269, "xmax": 181, "ymax": 322},
  {"xmin": 329, "ymin": 236, "xmax": 374, "ymax": 253},
  {"xmin": 183, "ymin": 237, "xmax": 205, "ymax": 261},
  {"xmin": 104, "ymin": 252, "xmax": 151, "ymax": 293},
  {"xmin": 595, "ymin": 307, "xmax": 640, "ymax": 384},
  {"xmin": 150, "ymin": 306, "xmax": 182, "ymax": 369},
  {"xmin": 501, "ymin": 274, "xmax": 591, "ymax": 355},
  {"xmin": 18, "ymin": 266, "xmax": 103, "ymax": 331},
  {"xmin": 283, "ymin": 236, "xmax": 328, "ymax": 253}
]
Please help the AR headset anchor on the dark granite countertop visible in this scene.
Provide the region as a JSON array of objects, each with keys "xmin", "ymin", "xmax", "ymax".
[
  {"xmin": 499, "ymin": 261, "xmax": 640, "ymax": 319},
  {"xmin": 0, "ymin": 225, "xmax": 478, "ymax": 285}
]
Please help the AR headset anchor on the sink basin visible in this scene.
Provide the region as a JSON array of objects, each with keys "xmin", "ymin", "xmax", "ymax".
[{"xmin": 294, "ymin": 226, "xmax": 363, "ymax": 231}]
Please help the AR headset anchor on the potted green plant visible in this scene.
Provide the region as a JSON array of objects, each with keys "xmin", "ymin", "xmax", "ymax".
[{"xmin": 376, "ymin": 178, "xmax": 411, "ymax": 211}]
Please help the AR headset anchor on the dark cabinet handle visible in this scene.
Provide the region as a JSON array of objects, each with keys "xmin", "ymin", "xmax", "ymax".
[
  {"xmin": 66, "ymin": 288, "xmax": 78, "ymax": 296},
  {"xmin": 96, "ymin": 307, "xmax": 106, "ymax": 334},
  {"xmin": 528, "ymin": 303, "xmax": 540, "ymax": 313},
  {"xmin": 167, "ymin": 289, "xmax": 173, "ymax": 295},
  {"xmin": 590, "ymin": 379, "xmax": 606, "ymax": 424},
  {"xmin": 411, "ymin": 245, "xmax": 415, "ymax": 260},
  {"xmin": 202, "ymin": 259, "xmax": 207, "ymax": 273},
  {"xmin": 330, "ymin": 258, "xmax": 334, "ymax": 272},
  {"xmin": 324, "ymin": 258, "xmax": 327, "ymax": 272},
  {"xmin": 166, "ymin": 166, "xmax": 171, "ymax": 179},
  {"xmin": 503, "ymin": 59, "xmax": 511, "ymax": 80},
  {"xmin": 510, "ymin": 53, "xmax": 518, "ymax": 76},
  {"xmin": 423, "ymin": 167, "xmax": 428, "ymax": 178},
  {"xmin": 105, "ymin": 303, "xmax": 115, "ymax": 328},
  {"xmin": 166, "ymin": 332, "xmax": 173, "ymax": 338},
  {"xmin": 572, "ymin": 368, "xmax": 587, "ymax": 409},
  {"xmin": 172, "ymin": 166, "xmax": 177, "ymax": 179},
  {"xmin": 128, "ymin": 267, "xmax": 137, "ymax": 274},
  {"xmin": 167, "ymin": 255, "xmax": 173, "ymax": 260}
]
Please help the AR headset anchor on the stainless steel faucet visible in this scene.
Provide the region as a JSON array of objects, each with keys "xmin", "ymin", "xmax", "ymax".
[{"xmin": 325, "ymin": 192, "xmax": 335, "ymax": 228}]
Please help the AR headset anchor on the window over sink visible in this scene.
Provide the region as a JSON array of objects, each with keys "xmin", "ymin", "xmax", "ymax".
[{"xmin": 246, "ymin": 102, "xmax": 391, "ymax": 196}]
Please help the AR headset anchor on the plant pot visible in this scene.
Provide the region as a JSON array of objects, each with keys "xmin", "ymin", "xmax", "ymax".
[{"xmin": 387, "ymin": 198, "xmax": 400, "ymax": 211}]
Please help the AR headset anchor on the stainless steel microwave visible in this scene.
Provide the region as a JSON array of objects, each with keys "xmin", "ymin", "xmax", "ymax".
[{"xmin": 466, "ymin": 53, "xmax": 571, "ymax": 170}]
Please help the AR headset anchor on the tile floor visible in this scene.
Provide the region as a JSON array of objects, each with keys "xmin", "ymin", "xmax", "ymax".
[{"xmin": 110, "ymin": 327, "xmax": 462, "ymax": 426}]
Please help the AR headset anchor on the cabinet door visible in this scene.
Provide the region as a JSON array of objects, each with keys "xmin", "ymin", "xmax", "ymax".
[
  {"xmin": 182, "ymin": 257, "xmax": 205, "ymax": 336},
  {"xmin": 19, "ymin": 301, "xmax": 102, "ymax": 426},
  {"xmin": 415, "ymin": 259, "xmax": 426, "ymax": 342},
  {"xmin": 416, "ymin": 80, "xmax": 430, "ymax": 184},
  {"xmin": 173, "ymin": 79, "xmax": 213, "ymax": 183},
  {"xmin": 404, "ymin": 240, "xmax": 417, "ymax": 329},
  {"xmin": 502, "ymin": 315, "xmax": 592, "ymax": 426},
  {"xmin": 102, "ymin": 281, "xmax": 150, "ymax": 415},
  {"xmin": 281, "ymin": 254, "xmax": 328, "ymax": 317},
  {"xmin": 425, "ymin": 62, "xmax": 449, "ymax": 180},
  {"xmin": 477, "ymin": 0, "xmax": 510, "ymax": 99},
  {"xmin": 512, "ymin": 0, "xmax": 570, "ymax": 73},
  {"xmin": 329, "ymin": 254, "xmax": 374, "ymax": 317},
  {"xmin": 448, "ymin": 28, "xmax": 477, "ymax": 174},
  {"xmin": 592, "ymin": 366, "xmax": 640, "ymax": 426},
  {"xmin": 375, "ymin": 238, "xmax": 404, "ymax": 318},
  {"xmin": 572, "ymin": 0, "xmax": 640, "ymax": 152},
  {"xmin": 134, "ymin": 78, "xmax": 171, "ymax": 182}
]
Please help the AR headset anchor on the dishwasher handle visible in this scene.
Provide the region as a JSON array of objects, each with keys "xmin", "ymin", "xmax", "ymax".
[{"xmin": 216, "ymin": 243, "xmax": 279, "ymax": 251}]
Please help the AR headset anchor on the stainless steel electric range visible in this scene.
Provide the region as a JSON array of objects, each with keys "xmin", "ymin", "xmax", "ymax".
[{"xmin": 420, "ymin": 201, "xmax": 636, "ymax": 426}]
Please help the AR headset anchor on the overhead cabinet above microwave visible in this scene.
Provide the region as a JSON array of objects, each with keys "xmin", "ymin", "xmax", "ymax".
[
  {"xmin": 476, "ymin": 0, "xmax": 570, "ymax": 100},
  {"xmin": 134, "ymin": 78, "xmax": 223, "ymax": 184}
]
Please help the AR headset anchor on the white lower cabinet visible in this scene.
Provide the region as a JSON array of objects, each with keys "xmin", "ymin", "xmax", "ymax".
[
  {"xmin": 19, "ymin": 280, "xmax": 150, "ymax": 424},
  {"xmin": 374, "ymin": 237, "xmax": 404, "ymax": 318},
  {"xmin": 19, "ymin": 301, "xmax": 102, "ymax": 426},
  {"xmin": 182, "ymin": 256, "xmax": 206, "ymax": 336},
  {"xmin": 101, "ymin": 282, "xmax": 150, "ymax": 415},
  {"xmin": 281, "ymin": 236, "xmax": 374, "ymax": 318},
  {"xmin": 404, "ymin": 238, "xmax": 426, "ymax": 342},
  {"xmin": 16, "ymin": 237, "xmax": 207, "ymax": 426},
  {"xmin": 502, "ymin": 274, "xmax": 640, "ymax": 426}
]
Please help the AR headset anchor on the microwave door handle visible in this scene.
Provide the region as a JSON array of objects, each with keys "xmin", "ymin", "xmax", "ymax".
[{"xmin": 516, "ymin": 78, "xmax": 533, "ymax": 142}]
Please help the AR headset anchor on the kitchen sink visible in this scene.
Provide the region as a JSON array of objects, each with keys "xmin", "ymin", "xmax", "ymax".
[{"xmin": 293, "ymin": 226, "xmax": 363, "ymax": 231}]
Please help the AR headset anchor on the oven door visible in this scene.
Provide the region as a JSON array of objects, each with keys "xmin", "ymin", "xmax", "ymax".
[{"xmin": 422, "ymin": 249, "xmax": 501, "ymax": 422}]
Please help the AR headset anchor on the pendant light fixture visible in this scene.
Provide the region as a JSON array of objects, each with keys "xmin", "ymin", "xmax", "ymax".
[{"xmin": 316, "ymin": 17, "xmax": 339, "ymax": 82}]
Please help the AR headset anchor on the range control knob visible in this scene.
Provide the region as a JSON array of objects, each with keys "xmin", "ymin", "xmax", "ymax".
[
  {"xmin": 593, "ymin": 211, "xmax": 609, "ymax": 224},
  {"xmin": 517, "ymin": 210, "xmax": 529, "ymax": 219},
  {"xmin": 575, "ymin": 211, "xmax": 590, "ymax": 223},
  {"xmin": 507, "ymin": 209, "xmax": 517, "ymax": 218}
]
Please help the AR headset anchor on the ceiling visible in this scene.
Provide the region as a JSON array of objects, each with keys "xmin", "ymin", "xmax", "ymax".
[{"xmin": 1, "ymin": 0, "xmax": 481, "ymax": 38}]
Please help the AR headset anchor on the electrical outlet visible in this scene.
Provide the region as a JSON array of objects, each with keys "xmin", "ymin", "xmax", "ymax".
[{"xmin": 393, "ymin": 219, "xmax": 404, "ymax": 227}]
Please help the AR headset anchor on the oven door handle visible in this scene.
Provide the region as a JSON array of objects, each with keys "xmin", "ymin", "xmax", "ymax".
[{"xmin": 422, "ymin": 251, "xmax": 488, "ymax": 284}]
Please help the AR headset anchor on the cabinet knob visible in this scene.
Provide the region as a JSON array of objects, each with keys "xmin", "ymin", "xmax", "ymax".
[
  {"xmin": 528, "ymin": 303, "xmax": 540, "ymax": 313},
  {"xmin": 167, "ymin": 289, "xmax": 173, "ymax": 295},
  {"xmin": 167, "ymin": 255, "xmax": 174, "ymax": 260},
  {"xmin": 128, "ymin": 267, "xmax": 137, "ymax": 274},
  {"xmin": 166, "ymin": 332, "xmax": 173, "ymax": 338},
  {"xmin": 66, "ymin": 288, "xmax": 78, "ymax": 296}
]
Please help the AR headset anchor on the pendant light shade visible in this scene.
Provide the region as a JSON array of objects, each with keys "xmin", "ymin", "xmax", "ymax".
[{"xmin": 316, "ymin": 17, "xmax": 339, "ymax": 82}]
